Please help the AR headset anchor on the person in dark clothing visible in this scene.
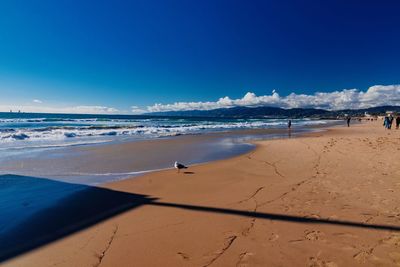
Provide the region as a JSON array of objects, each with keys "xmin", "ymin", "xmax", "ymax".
[
  {"xmin": 388, "ymin": 115, "xmax": 394, "ymax": 129},
  {"xmin": 384, "ymin": 116, "xmax": 390, "ymax": 129},
  {"xmin": 346, "ymin": 117, "xmax": 351, "ymax": 127},
  {"xmin": 396, "ymin": 116, "xmax": 400, "ymax": 129},
  {"xmin": 287, "ymin": 119, "xmax": 292, "ymax": 138}
]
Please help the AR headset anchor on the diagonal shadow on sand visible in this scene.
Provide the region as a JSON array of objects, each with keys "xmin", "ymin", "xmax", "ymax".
[
  {"xmin": 0, "ymin": 175, "xmax": 157, "ymax": 263},
  {"xmin": 1, "ymin": 174, "xmax": 399, "ymax": 263},
  {"xmin": 152, "ymin": 202, "xmax": 400, "ymax": 231}
]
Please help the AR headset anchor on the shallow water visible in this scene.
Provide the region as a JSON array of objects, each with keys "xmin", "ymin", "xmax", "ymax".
[
  {"xmin": 0, "ymin": 126, "xmax": 327, "ymax": 185},
  {"xmin": 0, "ymin": 113, "xmax": 340, "ymax": 184}
]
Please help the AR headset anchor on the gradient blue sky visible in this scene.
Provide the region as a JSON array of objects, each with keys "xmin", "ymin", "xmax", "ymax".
[{"xmin": 0, "ymin": 0, "xmax": 399, "ymax": 113}]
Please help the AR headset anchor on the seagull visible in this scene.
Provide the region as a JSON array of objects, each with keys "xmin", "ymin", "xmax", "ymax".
[{"xmin": 174, "ymin": 161, "xmax": 188, "ymax": 173}]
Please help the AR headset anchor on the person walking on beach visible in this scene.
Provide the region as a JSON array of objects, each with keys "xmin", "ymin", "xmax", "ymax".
[
  {"xmin": 396, "ymin": 116, "xmax": 400, "ymax": 129},
  {"xmin": 287, "ymin": 119, "xmax": 292, "ymax": 138},
  {"xmin": 384, "ymin": 115, "xmax": 394, "ymax": 130},
  {"xmin": 383, "ymin": 116, "xmax": 389, "ymax": 129},
  {"xmin": 388, "ymin": 115, "xmax": 394, "ymax": 129},
  {"xmin": 346, "ymin": 116, "xmax": 351, "ymax": 127}
]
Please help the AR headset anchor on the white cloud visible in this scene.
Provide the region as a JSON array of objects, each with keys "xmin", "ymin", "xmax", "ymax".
[
  {"xmin": 0, "ymin": 105, "xmax": 120, "ymax": 114},
  {"xmin": 146, "ymin": 84, "xmax": 400, "ymax": 112},
  {"xmin": 131, "ymin": 106, "xmax": 146, "ymax": 114},
  {"xmin": 2, "ymin": 84, "xmax": 399, "ymax": 115}
]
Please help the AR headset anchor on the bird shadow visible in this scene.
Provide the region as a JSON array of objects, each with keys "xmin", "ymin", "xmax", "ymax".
[{"xmin": 183, "ymin": 171, "xmax": 195, "ymax": 174}]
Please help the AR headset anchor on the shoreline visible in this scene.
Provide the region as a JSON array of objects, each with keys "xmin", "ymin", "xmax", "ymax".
[
  {"xmin": 3, "ymin": 121, "xmax": 399, "ymax": 266},
  {"xmin": 0, "ymin": 122, "xmax": 338, "ymax": 185}
]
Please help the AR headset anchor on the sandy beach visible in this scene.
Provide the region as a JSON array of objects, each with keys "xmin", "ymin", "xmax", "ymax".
[{"xmin": 2, "ymin": 121, "xmax": 400, "ymax": 267}]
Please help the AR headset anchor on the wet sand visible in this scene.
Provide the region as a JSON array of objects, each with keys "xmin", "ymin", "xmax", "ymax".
[
  {"xmin": 2, "ymin": 121, "xmax": 400, "ymax": 266},
  {"xmin": 0, "ymin": 126, "xmax": 317, "ymax": 184}
]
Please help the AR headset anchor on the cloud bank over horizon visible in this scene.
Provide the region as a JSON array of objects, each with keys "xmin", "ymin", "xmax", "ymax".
[
  {"xmin": 1, "ymin": 84, "xmax": 399, "ymax": 114},
  {"xmin": 147, "ymin": 85, "xmax": 400, "ymax": 113}
]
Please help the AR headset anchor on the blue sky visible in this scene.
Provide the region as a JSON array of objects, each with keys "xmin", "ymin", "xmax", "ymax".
[{"xmin": 0, "ymin": 0, "xmax": 399, "ymax": 113}]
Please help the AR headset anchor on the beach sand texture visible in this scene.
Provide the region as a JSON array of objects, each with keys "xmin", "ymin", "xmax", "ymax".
[{"xmin": 3, "ymin": 121, "xmax": 400, "ymax": 267}]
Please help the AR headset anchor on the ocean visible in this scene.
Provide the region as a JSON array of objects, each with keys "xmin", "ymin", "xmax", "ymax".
[
  {"xmin": 0, "ymin": 112, "xmax": 336, "ymax": 184},
  {"xmin": 0, "ymin": 112, "xmax": 330, "ymax": 149}
]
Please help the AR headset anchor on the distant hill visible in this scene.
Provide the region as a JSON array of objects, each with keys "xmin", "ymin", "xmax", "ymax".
[{"xmin": 147, "ymin": 105, "xmax": 400, "ymax": 118}]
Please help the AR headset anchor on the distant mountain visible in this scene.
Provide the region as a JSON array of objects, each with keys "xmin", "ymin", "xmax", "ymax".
[{"xmin": 147, "ymin": 105, "xmax": 400, "ymax": 118}]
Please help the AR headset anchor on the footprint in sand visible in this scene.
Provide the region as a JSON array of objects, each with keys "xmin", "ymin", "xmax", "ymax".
[
  {"xmin": 386, "ymin": 213, "xmax": 400, "ymax": 222},
  {"xmin": 268, "ymin": 233, "xmax": 279, "ymax": 242},
  {"xmin": 382, "ymin": 234, "xmax": 400, "ymax": 246},
  {"xmin": 304, "ymin": 230, "xmax": 324, "ymax": 241},
  {"xmin": 177, "ymin": 252, "xmax": 190, "ymax": 260},
  {"xmin": 353, "ymin": 248, "xmax": 374, "ymax": 263},
  {"xmin": 308, "ymin": 257, "xmax": 338, "ymax": 267},
  {"xmin": 236, "ymin": 252, "xmax": 254, "ymax": 267}
]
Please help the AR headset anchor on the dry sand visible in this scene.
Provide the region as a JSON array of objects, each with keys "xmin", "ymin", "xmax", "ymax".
[{"xmin": 3, "ymin": 121, "xmax": 400, "ymax": 267}]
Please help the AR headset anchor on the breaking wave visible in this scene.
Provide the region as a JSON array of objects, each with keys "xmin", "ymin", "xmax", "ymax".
[
  {"xmin": 0, "ymin": 119, "xmax": 327, "ymax": 142},
  {"xmin": 0, "ymin": 115, "xmax": 334, "ymax": 151}
]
